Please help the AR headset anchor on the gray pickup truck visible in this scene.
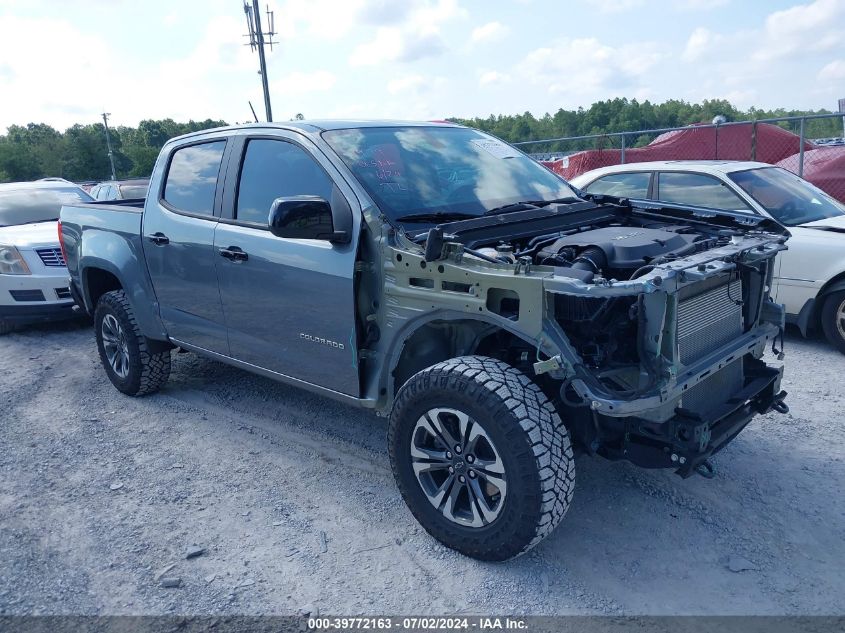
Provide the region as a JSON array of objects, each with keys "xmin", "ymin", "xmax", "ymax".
[{"xmin": 60, "ymin": 120, "xmax": 790, "ymax": 560}]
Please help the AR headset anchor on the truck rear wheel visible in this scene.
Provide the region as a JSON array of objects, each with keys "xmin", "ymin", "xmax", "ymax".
[
  {"xmin": 821, "ymin": 290, "xmax": 845, "ymax": 355},
  {"xmin": 388, "ymin": 356, "xmax": 574, "ymax": 561},
  {"xmin": 94, "ymin": 290, "xmax": 171, "ymax": 396}
]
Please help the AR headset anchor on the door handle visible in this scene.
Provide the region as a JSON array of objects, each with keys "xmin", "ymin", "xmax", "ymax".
[
  {"xmin": 219, "ymin": 246, "xmax": 248, "ymax": 262},
  {"xmin": 148, "ymin": 232, "xmax": 170, "ymax": 246}
]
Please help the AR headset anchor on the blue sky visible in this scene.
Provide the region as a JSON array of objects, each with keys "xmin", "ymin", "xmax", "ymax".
[{"xmin": 0, "ymin": 0, "xmax": 843, "ymax": 131}]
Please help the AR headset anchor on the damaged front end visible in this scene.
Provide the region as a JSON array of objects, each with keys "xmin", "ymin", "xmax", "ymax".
[
  {"xmin": 373, "ymin": 196, "xmax": 790, "ymax": 477},
  {"xmin": 538, "ymin": 226, "xmax": 789, "ymax": 476}
]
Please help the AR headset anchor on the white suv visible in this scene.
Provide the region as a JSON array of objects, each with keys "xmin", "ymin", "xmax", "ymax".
[
  {"xmin": 570, "ymin": 161, "xmax": 845, "ymax": 353},
  {"xmin": 0, "ymin": 181, "xmax": 93, "ymax": 334}
]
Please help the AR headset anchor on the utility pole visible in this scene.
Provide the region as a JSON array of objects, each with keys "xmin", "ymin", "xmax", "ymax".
[
  {"xmin": 243, "ymin": 1, "xmax": 276, "ymax": 122},
  {"xmin": 101, "ymin": 112, "xmax": 117, "ymax": 181}
]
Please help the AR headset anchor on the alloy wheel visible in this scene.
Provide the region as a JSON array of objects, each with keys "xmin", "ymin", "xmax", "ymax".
[
  {"xmin": 101, "ymin": 313, "xmax": 130, "ymax": 379},
  {"xmin": 410, "ymin": 407, "xmax": 507, "ymax": 528}
]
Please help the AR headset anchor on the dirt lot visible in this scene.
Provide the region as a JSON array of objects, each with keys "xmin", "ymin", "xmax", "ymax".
[{"xmin": 1, "ymin": 320, "xmax": 843, "ymax": 616}]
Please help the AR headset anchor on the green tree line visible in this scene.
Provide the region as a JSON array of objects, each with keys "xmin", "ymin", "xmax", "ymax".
[
  {"xmin": 0, "ymin": 118, "xmax": 227, "ymax": 183},
  {"xmin": 1, "ymin": 99, "xmax": 842, "ymax": 182},
  {"xmin": 450, "ymin": 98, "xmax": 842, "ymax": 153}
]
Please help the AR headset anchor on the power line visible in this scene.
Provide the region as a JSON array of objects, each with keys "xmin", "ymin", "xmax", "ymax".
[{"xmin": 243, "ymin": 1, "xmax": 276, "ymax": 122}]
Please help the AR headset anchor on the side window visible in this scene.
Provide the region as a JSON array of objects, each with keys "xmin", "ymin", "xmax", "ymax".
[
  {"xmin": 236, "ymin": 139, "xmax": 334, "ymax": 225},
  {"xmin": 657, "ymin": 172, "xmax": 751, "ymax": 212},
  {"xmin": 584, "ymin": 172, "xmax": 650, "ymax": 198},
  {"xmin": 163, "ymin": 141, "xmax": 226, "ymax": 215}
]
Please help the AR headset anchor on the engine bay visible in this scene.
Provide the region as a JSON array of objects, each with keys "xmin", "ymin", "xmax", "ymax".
[
  {"xmin": 465, "ymin": 213, "xmax": 731, "ymax": 284},
  {"xmin": 411, "ymin": 200, "xmax": 786, "ymax": 378}
]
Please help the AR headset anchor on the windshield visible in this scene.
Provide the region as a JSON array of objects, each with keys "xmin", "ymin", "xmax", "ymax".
[
  {"xmin": 119, "ymin": 183, "xmax": 148, "ymax": 199},
  {"xmin": 728, "ymin": 167, "xmax": 845, "ymax": 226},
  {"xmin": 0, "ymin": 186, "xmax": 94, "ymax": 227},
  {"xmin": 322, "ymin": 126, "xmax": 576, "ymax": 224}
]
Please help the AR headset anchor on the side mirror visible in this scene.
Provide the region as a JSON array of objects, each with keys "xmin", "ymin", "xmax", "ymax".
[{"xmin": 268, "ymin": 196, "xmax": 348, "ymax": 243}]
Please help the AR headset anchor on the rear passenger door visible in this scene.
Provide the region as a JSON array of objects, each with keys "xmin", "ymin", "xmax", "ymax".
[
  {"xmin": 213, "ymin": 133, "xmax": 360, "ymax": 396},
  {"xmin": 142, "ymin": 139, "xmax": 230, "ymax": 354}
]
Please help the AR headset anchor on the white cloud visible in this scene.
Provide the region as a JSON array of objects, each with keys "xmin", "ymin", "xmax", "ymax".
[
  {"xmin": 753, "ymin": 0, "xmax": 845, "ymax": 62},
  {"xmin": 387, "ymin": 75, "xmax": 426, "ymax": 94},
  {"xmin": 349, "ymin": 27, "xmax": 446, "ymax": 66},
  {"xmin": 471, "ymin": 21, "xmax": 508, "ymax": 44},
  {"xmin": 273, "ymin": 70, "xmax": 337, "ymax": 95},
  {"xmin": 583, "ymin": 0, "xmax": 645, "ymax": 13},
  {"xmin": 672, "ymin": 0, "xmax": 730, "ymax": 9},
  {"xmin": 682, "ymin": 27, "xmax": 722, "ymax": 62},
  {"xmin": 520, "ymin": 37, "xmax": 662, "ymax": 99},
  {"xmin": 276, "ymin": 0, "xmax": 364, "ymax": 40},
  {"xmin": 818, "ymin": 59, "xmax": 845, "ymax": 81},
  {"xmin": 357, "ymin": 0, "xmax": 423, "ymax": 25},
  {"xmin": 0, "ymin": 16, "xmax": 115, "ymax": 128},
  {"xmin": 479, "ymin": 70, "xmax": 511, "ymax": 86},
  {"xmin": 162, "ymin": 12, "xmax": 180, "ymax": 28},
  {"xmin": 348, "ymin": 0, "xmax": 466, "ymax": 66}
]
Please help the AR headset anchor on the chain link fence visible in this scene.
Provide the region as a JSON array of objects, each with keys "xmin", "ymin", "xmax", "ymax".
[{"xmin": 517, "ymin": 113, "xmax": 845, "ymax": 203}]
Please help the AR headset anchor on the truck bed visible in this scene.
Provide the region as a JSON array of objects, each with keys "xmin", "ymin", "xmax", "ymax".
[
  {"xmin": 59, "ymin": 199, "xmax": 165, "ymax": 338},
  {"xmin": 85, "ymin": 199, "xmax": 146, "ymax": 210}
]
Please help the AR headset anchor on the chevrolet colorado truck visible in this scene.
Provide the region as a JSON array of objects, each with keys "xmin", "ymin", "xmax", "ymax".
[{"xmin": 60, "ymin": 121, "xmax": 790, "ymax": 560}]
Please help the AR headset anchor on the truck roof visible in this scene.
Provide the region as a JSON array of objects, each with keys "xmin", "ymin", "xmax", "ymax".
[{"xmin": 171, "ymin": 119, "xmax": 463, "ymax": 144}]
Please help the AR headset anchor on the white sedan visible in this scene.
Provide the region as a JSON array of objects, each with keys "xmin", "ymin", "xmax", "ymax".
[
  {"xmin": 570, "ymin": 160, "xmax": 845, "ymax": 353},
  {"xmin": 0, "ymin": 181, "xmax": 93, "ymax": 334}
]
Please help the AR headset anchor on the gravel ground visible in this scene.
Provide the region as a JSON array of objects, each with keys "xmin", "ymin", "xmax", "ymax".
[{"xmin": 1, "ymin": 320, "xmax": 843, "ymax": 616}]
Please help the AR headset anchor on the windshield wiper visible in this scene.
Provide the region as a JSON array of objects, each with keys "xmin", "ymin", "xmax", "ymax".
[
  {"xmin": 395, "ymin": 211, "xmax": 478, "ymax": 223},
  {"xmin": 483, "ymin": 201, "xmax": 541, "ymax": 215},
  {"xmin": 483, "ymin": 197, "xmax": 580, "ymax": 216}
]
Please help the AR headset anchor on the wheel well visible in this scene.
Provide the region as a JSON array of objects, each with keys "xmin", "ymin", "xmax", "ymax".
[
  {"xmin": 803, "ymin": 271, "xmax": 845, "ymax": 331},
  {"xmin": 818, "ymin": 271, "xmax": 845, "ymax": 300},
  {"xmin": 84, "ymin": 268, "xmax": 122, "ymax": 309},
  {"xmin": 391, "ymin": 320, "xmax": 535, "ymax": 396}
]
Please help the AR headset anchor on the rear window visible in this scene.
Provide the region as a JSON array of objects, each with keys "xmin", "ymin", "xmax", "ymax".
[
  {"xmin": 119, "ymin": 183, "xmax": 148, "ymax": 199},
  {"xmin": 0, "ymin": 186, "xmax": 94, "ymax": 227},
  {"xmin": 163, "ymin": 141, "xmax": 226, "ymax": 215}
]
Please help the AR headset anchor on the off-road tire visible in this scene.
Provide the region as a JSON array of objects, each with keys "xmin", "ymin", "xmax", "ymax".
[
  {"xmin": 389, "ymin": 355, "xmax": 575, "ymax": 561},
  {"xmin": 94, "ymin": 290, "xmax": 171, "ymax": 396},
  {"xmin": 821, "ymin": 290, "xmax": 845, "ymax": 355}
]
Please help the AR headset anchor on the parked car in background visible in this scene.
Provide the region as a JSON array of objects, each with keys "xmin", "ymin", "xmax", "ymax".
[
  {"xmin": 89, "ymin": 178, "xmax": 150, "ymax": 201},
  {"xmin": 571, "ymin": 161, "xmax": 845, "ymax": 353},
  {"xmin": 0, "ymin": 181, "xmax": 93, "ymax": 334},
  {"xmin": 37, "ymin": 177, "xmax": 74, "ymax": 184},
  {"xmin": 76, "ymin": 181, "xmax": 99, "ymax": 193}
]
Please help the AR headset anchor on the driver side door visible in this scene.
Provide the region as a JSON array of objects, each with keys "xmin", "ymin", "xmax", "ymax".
[{"xmin": 213, "ymin": 133, "xmax": 361, "ymax": 396}]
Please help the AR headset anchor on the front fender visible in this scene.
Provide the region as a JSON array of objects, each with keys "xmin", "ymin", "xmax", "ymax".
[{"xmin": 379, "ymin": 309, "xmax": 557, "ymax": 406}]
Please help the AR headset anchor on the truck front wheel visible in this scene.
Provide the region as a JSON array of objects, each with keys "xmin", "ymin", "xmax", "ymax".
[
  {"xmin": 388, "ymin": 356, "xmax": 575, "ymax": 561},
  {"xmin": 94, "ymin": 290, "xmax": 171, "ymax": 396}
]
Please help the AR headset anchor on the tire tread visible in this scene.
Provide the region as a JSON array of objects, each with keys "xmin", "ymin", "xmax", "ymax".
[
  {"xmin": 389, "ymin": 355, "xmax": 574, "ymax": 560},
  {"xmin": 97, "ymin": 290, "xmax": 170, "ymax": 396}
]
